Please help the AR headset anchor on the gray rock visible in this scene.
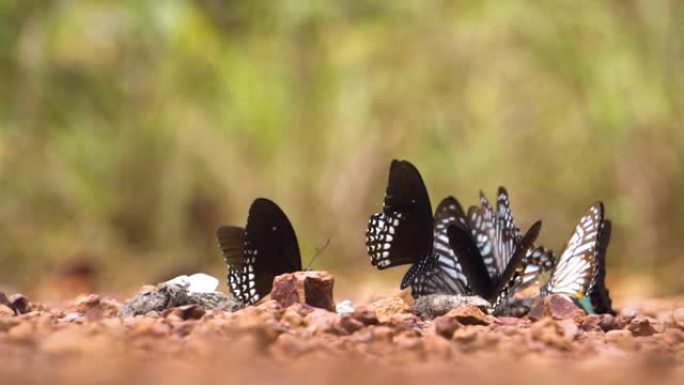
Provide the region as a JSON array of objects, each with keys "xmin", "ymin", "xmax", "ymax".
[
  {"xmin": 121, "ymin": 281, "xmax": 242, "ymax": 317},
  {"xmin": 411, "ymin": 294, "xmax": 491, "ymax": 318}
]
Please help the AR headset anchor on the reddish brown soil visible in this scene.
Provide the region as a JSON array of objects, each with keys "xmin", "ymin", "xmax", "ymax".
[{"xmin": 2, "ymin": 294, "xmax": 684, "ymax": 385}]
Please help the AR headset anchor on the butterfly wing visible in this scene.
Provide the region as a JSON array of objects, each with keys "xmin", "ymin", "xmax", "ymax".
[
  {"xmin": 447, "ymin": 223, "xmax": 496, "ymax": 299},
  {"xmin": 218, "ymin": 198, "xmax": 302, "ymax": 305},
  {"xmin": 467, "ymin": 195, "xmax": 498, "ymax": 278},
  {"xmin": 541, "ymin": 202, "xmax": 604, "ymax": 299},
  {"xmin": 365, "ymin": 160, "xmax": 433, "ymax": 289},
  {"xmin": 517, "ymin": 246, "xmax": 556, "ymax": 289},
  {"xmin": 494, "ymin": 187, "xmax": 521, "ymax": 270},
  {"xmin": 410, "ymin": 197, "xmax": 470, "ymax": 297},
  {"xmin": 589, "ymin": 219, "xmax": 615, "ymax": 314},
  {"xmin": 491, "ymin": 221, "xmax": 542, "ymax": 310}
]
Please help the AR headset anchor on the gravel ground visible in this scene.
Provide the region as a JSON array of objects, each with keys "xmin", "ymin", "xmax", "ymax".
[{"xmin": 2, "ymin": 292, "xmax": 684, "ymax": 385}]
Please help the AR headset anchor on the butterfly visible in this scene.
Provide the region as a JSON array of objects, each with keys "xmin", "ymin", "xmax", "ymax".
[
  {"xmin": 447, "ymin": 218, "xmax": 542, "ymax": 312},
  {"xmin": 540, "ymin": 202, "xmax": 605, "ymax": 304},
  {"xmin": 216, "ymin": 198, "xmax": 302, "ymax": 306},
  {"xmin": 588, "ymin": 218, "xmax": 614, "ymax": 314},
  {"xmin": 467, "ymin": 187, "xmax": 555, "ymax": 292},
  {"xmin": 409, "ymin": 196, "xmax": 471, "ymax": 297},
  {"xmin": 365, "ymin": 160, "xmax": 471, "ymax": 297}
]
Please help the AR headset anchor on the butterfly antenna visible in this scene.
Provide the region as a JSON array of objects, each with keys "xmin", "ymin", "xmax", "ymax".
[{"xmin": 306, "ymin": 238, "xmax": 331, "ymax": 271}]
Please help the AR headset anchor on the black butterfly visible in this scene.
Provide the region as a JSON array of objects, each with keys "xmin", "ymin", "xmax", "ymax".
[
  {"xmin": 216, "ymin": 198, "xmax": 302, "ymax": 305},
  {"xmin": 447, "ymin": 219, "xmax": 542, "ymax": 312},
  {"xmin": 467, "ymin": 187, "xmax": 554, "ymax": 292},
  {"xmin": 365, "ymin": 160, "xmax": 470, "ymax": 297},
  {"xmin": 541, "ymin": 202, "xmax": 604, "ymax": 302}
]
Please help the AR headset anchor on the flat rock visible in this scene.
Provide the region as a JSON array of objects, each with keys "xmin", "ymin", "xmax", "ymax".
[
  {"xmin": 411, "ymin": 294, "xmax": 491, "ymax": 318},
  {"xmin": 271, "ymin": 271, "xmax": 335, "ymax": 311},
  {"xmin": 443, "ymin": 305, "xmax": 491, "ymax": 326}
]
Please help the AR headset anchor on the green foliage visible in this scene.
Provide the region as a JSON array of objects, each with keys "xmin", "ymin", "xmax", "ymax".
[{"xmin": 1, "ymin": 0, "xmax": 683, "ymax": 293}]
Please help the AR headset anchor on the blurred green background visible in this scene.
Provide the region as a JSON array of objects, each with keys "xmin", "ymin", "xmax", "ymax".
[{"xmin": 1, "ymin": 0, "xmax": 683, "ymax": 298}]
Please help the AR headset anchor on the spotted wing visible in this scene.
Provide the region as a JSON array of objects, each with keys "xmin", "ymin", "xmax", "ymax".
[
  {"xmin": 541, "ymin": 202, "xmax": 603, "ymax": 299},
  {"xmin": 218, "ymin": 198, "xmax": 302, "ymax": 305},
  {"xmin": 365, "ymin": 160, "xmax": 433, "ymax": 289}
]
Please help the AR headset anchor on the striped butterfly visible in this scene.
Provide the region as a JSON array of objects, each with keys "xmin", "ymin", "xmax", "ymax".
[
  {"xmin": 410, "ymin": 196, "xmax": 470, "ymax": 297},
  {"xmin": 468, "ymin": 187, "xmax": 555, "ymax": 291},
  {"xmin": 447, "ymin": 218, "xmax": 543, "ymax": 313},
  {"xmin": 365, "ymin": 160, "xmax": 471, "ymax": 297},
  {"xmin": 217, "ymin": 198, "xmax": 302, "ymax": 306},
  {"xmin": 541, "ymin": 202, "xmax": 605, "ymax": 302}
]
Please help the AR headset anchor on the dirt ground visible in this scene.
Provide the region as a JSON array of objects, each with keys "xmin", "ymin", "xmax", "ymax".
[{"xmin": 2, "ymin": 291, "xmax": 684, "ymax": 385}]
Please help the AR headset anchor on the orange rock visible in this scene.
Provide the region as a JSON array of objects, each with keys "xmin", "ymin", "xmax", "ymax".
[
  {"xmin": 271, "ymin": 271, "xmax": 335, "ymax": 311},
  {"xmin": 366, "ymin": 296, "xmax": 410, "ymax": 323}
]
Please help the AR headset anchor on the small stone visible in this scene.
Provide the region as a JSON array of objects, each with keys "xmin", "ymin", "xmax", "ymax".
[
  {"xmin": 453, "ymin": 328, "xmax": 477, "ymax": 344},
  {"xmin": 270, "ymin": 274, "xmax": 300, "ymax": 308},
  {"xmin": 412, "ymin": 294, "xmax": 490, "ymax": 318},
  {"xmin": 371, "ymin": 325, "xmax": 394, "ymax": 341},
  {"xmin": 303, "ymin": 308, "xmax": 339, "ymax": 335},
  {"xmin": 620, "ymin": 308, "xmax": 638, "ymax": 322},
  {"xmin": 335, "ymin": 300, "xmax": 354, "ymax": 315},
  {"xmin": 627, "ymin": 316, "xmax": 657, "ymax": 337},
  {"xmin": 443, "ymin": 305, "xmax": 490, "ymax": 326},
  {"xmin": 671, "ymin": 308, "xmax": 684, "ymax": 329},
  {"xmin": 582, "ymin": 314, "xmax": 602, "ymax": 331},
  {"xmin": 549, "ymin": 295, "xmax": 580, "ymax": 320},
  {"xmin": 9, "ymin": 294, "xmax": 31, "ymax": 314},
  {"xmin": 0, "ymin": 304, "xmax": 14, "ymax": 317},
  {"xmin": 559, "ymin": 319, "xmax": 579, "ymax": 341},
  {"xmin": 271, "ymin": 271, "xmax": 335, "ymax": 311},
  {"xmin": 61, "ymin": 312, "xmax": 82, "ymax": 322},
  {"xmin": 354, "ymin": 308, "xmax": 380, "ymax": 326},
  {"xmin": 338, "ymin": 315, "xmax": 364, "ymax": 334},
  {"xmin": 434, "ymin": 315, "xmax": 460, "ymax": 339},
  {"xmin": 606, "ymin": 329, "xmax": 633, "ymax": 342},
  {"xmin": 367, "ymin": 297, "xmax": 410, "ymax": 323},
  {"xmin": 529, "ymin": 295, "xmax": 583, "ymax": 321},
  {"xmin": 494, "ymin": 317, "xmax": 528, "ymax": 327},
  {"xmin": 598, "ymin": 313, "xmax": 619, "ymax": 331},
  {"xmin": 164, "ymin": 305, "xmax": 206, "ymax": 320}
]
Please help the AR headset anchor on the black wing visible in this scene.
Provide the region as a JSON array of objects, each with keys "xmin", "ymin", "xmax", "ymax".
[
  {"xmin": 218, "ymin": 198, "xmax": 302, "ymax": 305},
  {"xmin": 447, "ymin": 223, "xmax": 496, "ymax": 299},
  {"xmin": 365, "ymin": 160, "xmax": 433, "ymax": 289},
  {"xmin": 490, "ymin": 221, "xmax": 542, "ymax": 311},
  {"xmin": 589, "ymin": 219, "xmax": 615, "ymax": 314},
  {"xmin": 410, "ymin": 197, "xmax": 470, "ymax": 297},
  {"xmin": 541, "ymin": 202, "xmax": 603, "ymax": 299}
]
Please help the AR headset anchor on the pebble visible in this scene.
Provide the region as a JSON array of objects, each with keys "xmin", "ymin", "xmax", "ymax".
[{"xmin": 671, "ymin": 308, "xmax": 684, "ymax": 329}]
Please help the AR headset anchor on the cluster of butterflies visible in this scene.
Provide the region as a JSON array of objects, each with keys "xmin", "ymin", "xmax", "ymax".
[{"xmin": 217, "ymin": 159, "xmax": 614, "ymax": 316}]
